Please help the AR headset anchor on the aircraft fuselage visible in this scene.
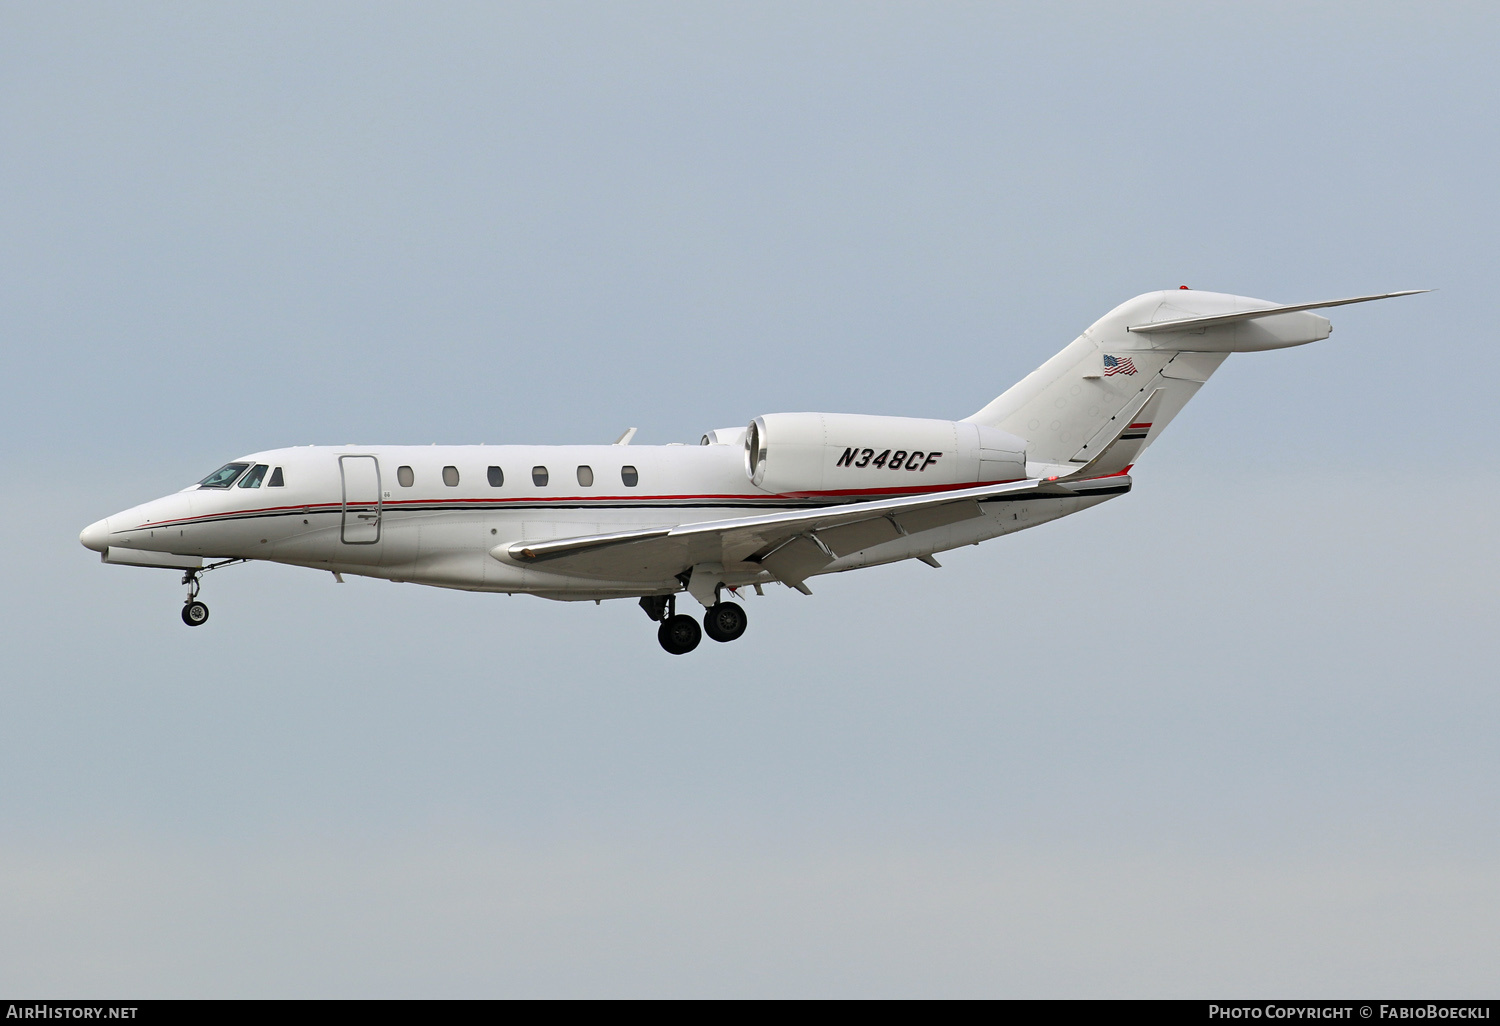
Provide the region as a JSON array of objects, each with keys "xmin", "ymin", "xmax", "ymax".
[{"xmin": 80, "ymin": 442, "xmax": 1095, "ymax": 601}]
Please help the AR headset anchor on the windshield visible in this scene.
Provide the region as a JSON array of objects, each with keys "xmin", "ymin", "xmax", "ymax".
[
  {"xmin": 237, "ymin": 464, "xmax": 269, "ymax": 489},
  {"xmin": 198, "ymin": 463, "xmax": 249, "ymax": 489}
]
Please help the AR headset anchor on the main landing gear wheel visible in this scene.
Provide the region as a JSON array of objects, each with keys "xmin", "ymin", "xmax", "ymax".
[
  {"xmin": 703, "ymin": 601, "xmax": 747, "ymax": 643},
  {"xmin": 657, "ymin": 614, "xmax": 702, "ymax": 655},
  {"xmin": 181, "ymin": 600, "xmax": 210, "ymax": 627}
]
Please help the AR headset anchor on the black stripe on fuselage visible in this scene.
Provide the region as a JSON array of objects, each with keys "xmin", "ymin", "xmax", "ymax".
[
  {"xmin": 146, "ymin": 500, "xmax": 833, "ymax": 529},
  {"xmin": 160, "ymin": 499, "xmax": 826, "ymax": 526},
  {"xmin": 158, "ymin": 488, "xmax": 1120, "ymax": 530}
]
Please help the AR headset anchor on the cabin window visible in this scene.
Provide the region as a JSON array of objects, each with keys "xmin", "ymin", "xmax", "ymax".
[
  {"xmin": 487, "ymin": 466, "xmax": 504, "ymax": 487},
  {"xmin": 621, "ymin": 465, "xmax": 639, "ymax": 487},
  {"xmin": 198, "ymin": 463, "xmax": 249, "ymax": 489},
  {"xmin": 532, "ymin": 466, "xmax": 549, "ymax": 487},
  {"xmin": 237, "ymin": 464, "xmax": 269, "ymax": 489},
  {"xmin": 268, "ymin": 467, "xmax": 285, "ymax": 487},
  {"xmin": 396, "ymin": 465, "xmax": 414, "ymax": 488},
  {"xmin": 442, "ymin": 466, "xmax": 460, "ymax": 487},
  {"xmin": 576, "ymin": 465, "xmax": 594, "ymax": 487}
]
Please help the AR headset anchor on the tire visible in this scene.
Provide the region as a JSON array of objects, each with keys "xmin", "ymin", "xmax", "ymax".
[
  {"xmin": 181, "ymin": 601, "xmax": 210, "ymax": 627},
  {"xmin": 657, "ymin": 613, "xmax": 702, "ymax": 654},
  {"xmin": 702, "ymin": 601, "xmax": 747, "ymax": 643}
]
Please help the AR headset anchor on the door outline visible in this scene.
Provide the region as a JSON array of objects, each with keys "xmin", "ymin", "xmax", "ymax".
[{"xmin": 339, "ymin": 455, "xmax": 382, "ymax": 544}]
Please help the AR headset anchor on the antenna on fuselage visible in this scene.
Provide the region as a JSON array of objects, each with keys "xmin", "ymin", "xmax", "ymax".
[{"xmin": 613, "ymin": 427, "xmax": 638, "ymax": 445}]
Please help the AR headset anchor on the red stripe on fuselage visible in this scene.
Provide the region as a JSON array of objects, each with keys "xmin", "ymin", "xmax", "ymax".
[{"xmin": 133, "ymin": 478, "xmax": 1026, "ymax": 530}]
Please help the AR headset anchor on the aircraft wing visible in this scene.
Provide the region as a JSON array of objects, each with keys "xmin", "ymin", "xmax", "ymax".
[{"xmin": 497, "ymin": 474, "xmax": 1130, "ymax": 587}]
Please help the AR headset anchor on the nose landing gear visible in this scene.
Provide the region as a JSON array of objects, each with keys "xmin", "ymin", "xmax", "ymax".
[
  {"xmin": 180, "ymin": 569, "xmax": 211, "ymax": 627},
  {"xmin": 177, "ymin": 558, "xmax": 246, "ymax": 627}
]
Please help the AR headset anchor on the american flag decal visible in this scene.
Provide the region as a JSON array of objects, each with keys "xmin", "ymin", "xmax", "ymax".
[{"xmin": 1103, "ymin": 354, "xmax": 1138, "ymax": 376}]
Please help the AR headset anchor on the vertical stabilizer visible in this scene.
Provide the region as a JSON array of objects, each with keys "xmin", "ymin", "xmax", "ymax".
[{"xmin": 964, "ymin": 289, "xmax": 1354, "ymax": 476}]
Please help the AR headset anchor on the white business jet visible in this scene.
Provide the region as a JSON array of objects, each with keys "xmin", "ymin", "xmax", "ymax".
[{"xmin": 81, "ymin": 287, "xmax": 1423, "ymax": 653}]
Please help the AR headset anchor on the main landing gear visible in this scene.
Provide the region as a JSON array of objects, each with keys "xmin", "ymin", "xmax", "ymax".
[
  {"xmin": 178, "ymin": 558, "xmax": 246, "ymax": 627},
  {"xmin": 639, "ymin": 594, "xmax": 749, "ymax": 654}
]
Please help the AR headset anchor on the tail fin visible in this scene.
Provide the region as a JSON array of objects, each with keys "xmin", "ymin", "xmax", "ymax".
[{"xmin": 965, "ymin": 288, "xmax": 1426, "ymax": 479}]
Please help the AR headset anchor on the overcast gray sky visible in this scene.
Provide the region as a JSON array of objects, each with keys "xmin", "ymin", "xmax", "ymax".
[{"xmin": 2, "ymin": 1, "xmax": 1496, "ymax": 997}]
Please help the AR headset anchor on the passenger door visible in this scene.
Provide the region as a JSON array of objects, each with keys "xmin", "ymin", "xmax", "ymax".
[{"xmin": 340, "ymin": 455, "xmax": 382, "ymax": 544}]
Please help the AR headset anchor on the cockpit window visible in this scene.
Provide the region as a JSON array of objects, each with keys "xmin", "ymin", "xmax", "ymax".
[
  {"xmin": 268, "ymin": 467, "xmax": 285, "ymax": 487},
  {"xmin": 237, "ymin": 464, "xmax": 269, "ymax": 489},
  {"xmin": 198, "ymin": 463, "xmax": 249, "ymax": 489}
]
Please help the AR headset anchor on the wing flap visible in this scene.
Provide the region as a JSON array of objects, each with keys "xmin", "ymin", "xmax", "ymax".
[
  {"xmin": 892, "ymin": 498, "xmax": 983, "ymax": 535},
  {"xmin": 817, "ymin": 516, "xmax": 903, "ymax": 558},
  {"xmin": 758, "ymin": 535, "xmax": 834, "ymax": 587}
]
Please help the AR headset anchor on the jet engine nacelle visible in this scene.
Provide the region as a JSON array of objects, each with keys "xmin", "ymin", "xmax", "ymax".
[{"xmin": 745, "ymin": 412, "xmax": 1026, "ymax": 496}]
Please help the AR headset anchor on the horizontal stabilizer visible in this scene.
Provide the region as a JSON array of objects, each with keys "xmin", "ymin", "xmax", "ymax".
[{"xmin": 1127, "ymin": 290, "xmax": 1429, "ymax": 334}]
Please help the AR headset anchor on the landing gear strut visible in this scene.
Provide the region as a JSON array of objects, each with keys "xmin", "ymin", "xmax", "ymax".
[{"xmin": 178, "ymin": 558, "xmax": 246, "ymax": 627}]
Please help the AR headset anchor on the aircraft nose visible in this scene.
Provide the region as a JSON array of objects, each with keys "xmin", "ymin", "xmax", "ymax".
[{"xmin": 80, "ymin": 518, "xmax": 112, "ymax": 553}]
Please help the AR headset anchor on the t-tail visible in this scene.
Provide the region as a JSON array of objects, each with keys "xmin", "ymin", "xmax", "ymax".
[{"xmin": 964, "ymin": 288, "xmax": 1428, "ymax": 480}]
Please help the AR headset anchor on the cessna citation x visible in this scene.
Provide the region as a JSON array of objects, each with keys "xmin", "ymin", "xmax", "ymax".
[{"xmin": 81, "ymin": 287, "xmax": 1423, "ymax": 654}]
